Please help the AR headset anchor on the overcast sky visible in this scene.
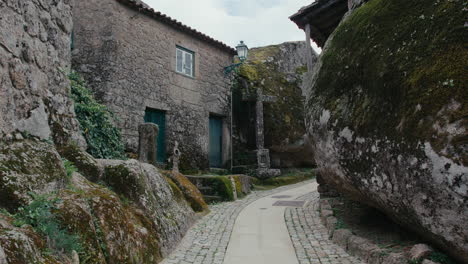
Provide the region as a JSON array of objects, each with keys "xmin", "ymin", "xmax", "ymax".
[{"xmin": 143, "ymin": 0, "xmax": 321, "ymax": 52}]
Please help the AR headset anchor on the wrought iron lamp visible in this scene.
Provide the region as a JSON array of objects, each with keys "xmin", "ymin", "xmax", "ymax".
[{"xmin": 224, "ymin": 41, "xmax": 249, "ymax": 75}]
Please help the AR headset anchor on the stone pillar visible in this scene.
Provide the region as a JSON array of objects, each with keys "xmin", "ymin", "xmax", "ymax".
[
  {"xmin": 256, "ymin": 89, "xmax": 265, "ymax": 150},
  {"xmin": 305, "ymin": 24, "xmax": 314, "ymax": 71},
  {"xmin": 138, "ymin": 123, "xmax": 159, "ymax": 165}
]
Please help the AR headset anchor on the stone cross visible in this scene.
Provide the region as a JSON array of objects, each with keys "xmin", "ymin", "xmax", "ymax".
[
  {"xmin": 172, "ymin": 141, "xmax": 181, "ymax": 173},
  {"xmin": 243, "ymin": 88, "xmax": 281, "ymax": 178}
]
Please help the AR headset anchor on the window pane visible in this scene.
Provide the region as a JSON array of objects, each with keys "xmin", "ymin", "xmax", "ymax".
[
  {"xmin": 184, "ymin": 52, "xmax": 192, "ymax": 76},
  {"xmin": 176, "ymin": 49, "xmax": 183, "ymax": 73}
]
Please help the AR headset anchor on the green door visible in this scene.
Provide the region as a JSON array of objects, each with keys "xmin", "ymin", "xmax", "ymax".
[
  {"xmin": 144, "ymin": 109, "xmax": 166, "ymax": 163},
  {"xmin": 209, "ymin": 117, "xmax": 223, "ymax": 168}
]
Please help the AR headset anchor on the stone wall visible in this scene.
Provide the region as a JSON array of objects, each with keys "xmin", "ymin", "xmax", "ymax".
[
  {"xmin": 305, "ymin": 0, "xmax": 467, "ymax": 262},
  {"xmin": 0, "ymin": 0, "xmax": 85, "ymax": 147},
  {"xmin": 72, "ymin": 0, "xmax": 234, "ymax": 170}
]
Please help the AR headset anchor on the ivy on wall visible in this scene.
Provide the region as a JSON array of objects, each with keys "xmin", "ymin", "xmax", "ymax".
[{"xmin": 69, "ymin": 72, "xmax": 127, "ymax": 160}]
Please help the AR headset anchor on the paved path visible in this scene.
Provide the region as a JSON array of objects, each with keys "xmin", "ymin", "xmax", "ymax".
[
  {"xmin": 285, "ymin": 191, "xmax": 364, "ymax": 264},
  {"xmin": 161, "ymin": 180, "xmax": 364, "ymax": 264},
  {"xmin": 223, "ymin": 182, "xmax": 316, "ymax": 264}
]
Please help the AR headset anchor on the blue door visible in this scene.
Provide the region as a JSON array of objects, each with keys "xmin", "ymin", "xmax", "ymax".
[
  {"xmin": 144, "ymin": 109, "xmax": 166, "ymax": 163},
  {"xmin": 209, "ymin": 117, "xmax": 223, "ymax": 168}
]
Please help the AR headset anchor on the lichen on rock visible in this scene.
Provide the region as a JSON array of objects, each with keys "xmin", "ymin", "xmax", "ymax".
[
  {"xmin": 56, "ymin": 173, "xmax": 162, "ymax": 264},
  {"xmin": 235, "ymin": 41, "xmax": 317, "ymax": 168},
  {"xmin": 163, "ymin": 171, "xmax": 209, "ymax": 213},
  {"xmin": 305, "ymin": 0, "xmax": 467, "ymax": 262},
  {"xmin": 0, "ymin": 139, "xmax": 67, "ymax": 212},
  {"xmin": 98, "ymin": 159, "xmax": 196, "ymax": 256},
  {"xmin": 0, "ymin": 213, "xmax": 61, "ymax": 264}
]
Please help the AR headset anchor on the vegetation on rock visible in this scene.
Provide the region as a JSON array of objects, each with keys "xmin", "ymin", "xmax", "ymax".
[
  {"xmin": 69, "ymin": 72, "xmax": 127, "ymax": 160},
  {"xmin": 0, "ymin": 139, "xmax": 67, "ymax": 212},
  {"xmin": 306, "ymin": 0, "xmax": 467, "ymax": 261},
  {"xmin": 13, "ymin": 193, "xmax": 82, "ymax": 256},
  {"xmin": 237, "ymin": 43, "xmax": 307, "ymax": 149},
  {"xmin": 163, "ymin": 171, "xmax": 209, "ymax": 212}
]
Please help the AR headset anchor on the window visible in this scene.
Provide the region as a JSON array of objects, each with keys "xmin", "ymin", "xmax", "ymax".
[{"xmin": 176, "ymin": 46, "xmax": 194, "ymax": 77}]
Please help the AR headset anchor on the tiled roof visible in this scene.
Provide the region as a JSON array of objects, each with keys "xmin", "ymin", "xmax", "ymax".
[
  {"xmin": 289, "ymin": 0, "xmax": 348, "ymax": 47},
  {"xmin": 116, "ymin": 0, "xmax": 237, "ymax": 54}
]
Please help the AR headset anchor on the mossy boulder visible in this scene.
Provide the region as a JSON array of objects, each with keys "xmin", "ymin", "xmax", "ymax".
[
  {"xmin": 0, "ymin": 139, "xmax": 67, "ymax": 212},
  {"xmin": 163, "ymin": 171, "xmax": 208, "ymax": 212},
  {"xmin": 98, "ymin": 159, "xmax": 196, "ymax": 255},
  {"xmin": 235, "ymin": 41, "xmax": 316, "ymax": 168},
  {"xmin": 306, "ymin": 0, "xmax": 467, "ymax": 262},
  {"xmin": 56, "ymin": 173, "xmax": 161, "ymax": 264},
  {"xmin": 57, "ymin": 143, "xmax": 102, "ymax": 182},
  {"xmin": 185, "ymin": 175, "xmax": 236, "ymax": 202},
  {"xmin": 232, "ymin": 175, "xmax": 254, "ymax": 198},
  {"xmin": 0, "ymin": 213, "xmax": 61, "ymax": 264}
]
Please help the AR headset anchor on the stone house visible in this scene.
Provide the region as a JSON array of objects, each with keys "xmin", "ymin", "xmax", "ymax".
[{"xmin": 72, "ymin": 0, "xmax": 236, "ymax": 169}]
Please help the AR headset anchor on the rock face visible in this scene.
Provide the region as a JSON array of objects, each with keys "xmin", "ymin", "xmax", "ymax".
[
  {"xmin": 0, "ymin": 139, "xmax": 67, "ymax": 212},
  {"xmin": 305, "ymin": 0, "xmax": 467, "ymax": 262},
  {"xmin": 235, "ymin": 41, "xmax": 317, "ymax": 168},
  {"xmin": 0, "ymin": 0, "xmax": 85, "ymax": 147},
  {"xmin": 0, "ymin": 213, "xmax": 60, "ymax": 264},
  {"xmin": 57, "ymin": 174, "xmax": 163, "ymax": 263},
  {"xmin": 98, "ymin": 159, "xmax": 197, "ymax": 256}
]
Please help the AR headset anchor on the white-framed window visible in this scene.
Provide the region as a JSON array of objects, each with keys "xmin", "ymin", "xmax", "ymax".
[{"xmin": 176, "ymin": 46, "xmax": 194, "ymax": 77}]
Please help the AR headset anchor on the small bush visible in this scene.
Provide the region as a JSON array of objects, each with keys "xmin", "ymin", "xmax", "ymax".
[
  {"xmin": 69, "ymin": 72, "xmax": 126, "ymax": 160},
  {"xmin": 14, "ymin": 193, "xmax": 82, "ymax": 255},
  {"xmin": 62, "ymin": 158, "xmax": 78, "ymax": 180}
]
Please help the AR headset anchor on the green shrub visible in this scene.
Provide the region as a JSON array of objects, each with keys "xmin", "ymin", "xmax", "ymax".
[
  {"xmin": 62, "ymin": 158, "xmax": 78, "ymax": 180},
  {"xmin": 69, "ymin": 72, "xmax": 126, "ymax": 160},
  {"xmin": 14, "ymin": 193, "xmax": 82, "ymax": 255}
]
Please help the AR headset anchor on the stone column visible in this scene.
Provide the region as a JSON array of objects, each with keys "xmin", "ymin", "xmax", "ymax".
[
  {"xmin": 256, "ymin": 89, "xmax": 265, "ymax": 150},
  {"xmin": 138, "ymin": 123, "xmax": 159, "ymax": 165},
  {"xmin": 305, "ymin": 24, "xmax": 314, "ymax": 71}
]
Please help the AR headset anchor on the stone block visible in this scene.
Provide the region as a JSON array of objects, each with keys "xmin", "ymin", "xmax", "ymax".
[
  {"xmin": 319, "ymin": 199, "xmax": 332, "ymax": 210},
  {"xmin": 422, "ymin": 260, "xmax": 439, "ymax": 264},
  {"xmin": 381, "ymin": 253, "xmax": 406, "ymax": 264},
  {"xmin": 138, "ymin": 123, "xmax": 159, "ymax": 165},
  {"xmin": 256, "ymin": 168, "xmax": 281, "ymax": 179},
  {"xmin": 332, "ymin": 229, "xmax": 352, "ymax": 249},
  {"xmin": 409, "ymin": 244, "xmax": 433, "ymax": 260}
]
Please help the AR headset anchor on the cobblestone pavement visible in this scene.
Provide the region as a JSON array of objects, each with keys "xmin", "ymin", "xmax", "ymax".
[
  {"xmin": 161, "ymin": 180, "xmax": 316, "ymax": 264},
  {"xmin": 285, "ymin": 192, "xmax": 365, "ymax": 264},
  {"xmin": 161, "ymin": 179, "xmax": 364, "ymax": 264}
]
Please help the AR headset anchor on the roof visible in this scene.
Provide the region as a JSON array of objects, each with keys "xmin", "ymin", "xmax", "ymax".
[
  {"xmin": 289, "ymin": 0, "xmax": 348, "ymax": 47},
  {"xmin": 116, "ymin": 0, "xmax": 237, "ymax": 54}
]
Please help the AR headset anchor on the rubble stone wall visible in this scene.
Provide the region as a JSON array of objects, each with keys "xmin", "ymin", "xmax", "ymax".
[{"xmin": 0, "ymin": 0, "xmax": 85, "ymax": 147}]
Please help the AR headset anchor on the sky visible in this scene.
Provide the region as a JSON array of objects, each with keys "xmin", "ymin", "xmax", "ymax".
[{"xmin": 143, "ymin": 0, "xmax": 321, "ymax": 52}]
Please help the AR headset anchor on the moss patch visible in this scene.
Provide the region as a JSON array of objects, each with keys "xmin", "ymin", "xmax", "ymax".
[
  {"xmin": 163, "ymin": 171, "xmax": 208, "ymax": 212},
  {"xmin": 57, "ymin": 143, "xmax": 102, "ymax": 182},
  {"xmin": 256, "ymin": 169, "xmax": 316, "ymax": 188},
  {"xmin": 0, "ymin": 139, "xmax": 66, "ymax": 212},
  {"xmin": 236, "ymin": 43, "xmax": 307, "ymax": 149},
  {"xmin": 56, "ymin": 177, "xmax": 162, "ymax": 264},
  {"xmin": 310, "ymin": 0, "xmax": 467, "ymax": 163}
]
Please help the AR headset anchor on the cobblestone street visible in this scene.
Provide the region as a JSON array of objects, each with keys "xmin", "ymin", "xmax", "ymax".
[
  {"xmin": 161, "ymin": 180, "xmax": 364, "ymax": 264},
  {"xmin": 285, "ymin": 193, "xmax": 364, "ymax": 264}
]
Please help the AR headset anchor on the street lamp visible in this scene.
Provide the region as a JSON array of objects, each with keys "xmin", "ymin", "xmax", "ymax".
[
  {"xmin": 224, "ymin": 41, "xmax": 249, "ymax": 75},
  {"xmin": 224, "ymin": 41, "xmax": 249, "ymax": 172},
  {"xmin": 236, "ymin": 41, "xmax": 249, "ymax": 62}
]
